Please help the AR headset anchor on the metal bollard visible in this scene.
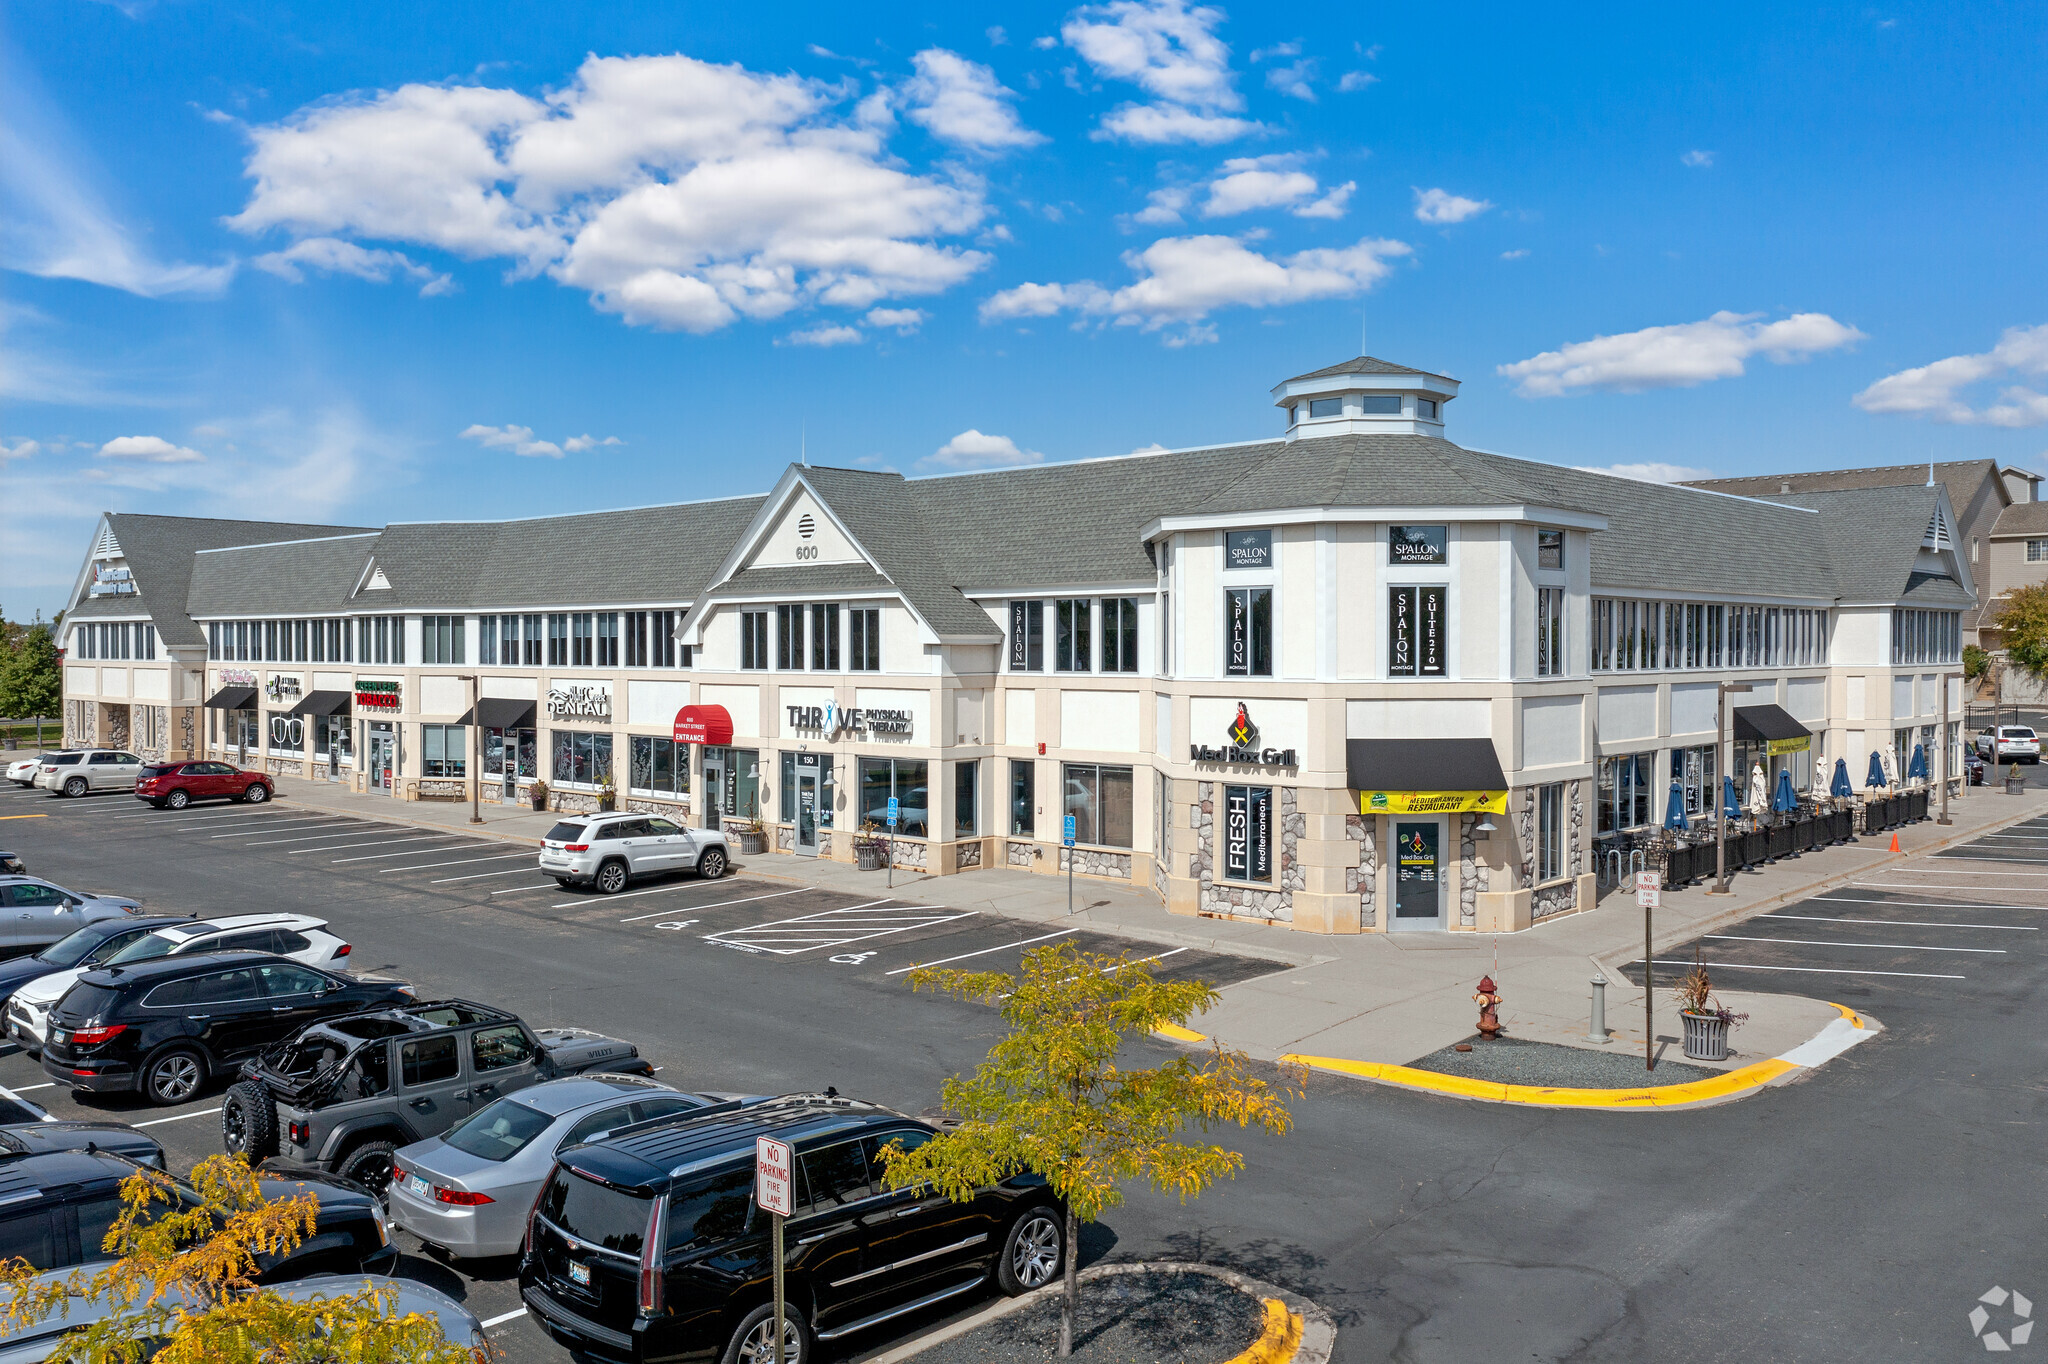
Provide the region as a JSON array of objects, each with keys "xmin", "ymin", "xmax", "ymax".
[{"xmin": 1588, "ymin": 974, "xmax": 1610, "ymax": 1044}]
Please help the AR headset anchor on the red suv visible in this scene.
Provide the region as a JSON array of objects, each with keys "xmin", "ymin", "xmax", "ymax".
[{"xmin": 134, "ymin": 761, "xmax": 275, "ymax": 809}]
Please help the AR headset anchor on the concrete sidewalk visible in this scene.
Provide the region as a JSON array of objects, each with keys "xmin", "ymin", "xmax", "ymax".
[{"xmin": 269, "ymin": 772, "xmax": 2048, "ymax": 1073}]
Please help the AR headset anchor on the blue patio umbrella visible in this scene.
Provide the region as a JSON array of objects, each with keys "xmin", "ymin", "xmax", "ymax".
[
  {"xmin": 1663, "ymin": 779, "xmax": 1689, "ymax": 831},
  {"xmin": 1830, "ymin": 758, "xmax": 1853, "ymax": 799},
  {"xmin": 1721, "ymin": 774, "xmax": 1742, "ymax": 820},
  {"xmin": 1773, "ymin": 767, "xmax": 1798, "ymax": 814},
  {"xmin": 1907, "ymin": 744, "xmax": 1929, "ymax": 781},
  {"xmin": 1866, "ymin": 751, "xmax": 1887, "ymax": 789}
]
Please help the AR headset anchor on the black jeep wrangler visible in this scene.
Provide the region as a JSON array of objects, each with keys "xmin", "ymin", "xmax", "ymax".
[{"xmin": 221, "ymin": 998, "xmax": 652, "ymax": 1196}]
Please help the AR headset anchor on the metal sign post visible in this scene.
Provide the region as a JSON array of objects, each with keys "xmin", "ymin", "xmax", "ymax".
[
  {"xmin": 1063, "ymin": 814, "xmax": 1077, "ymax": 915},
  {"xmin": 886, "ymin": 797, "xmax": 899, "ymax": 889},
  {"xmin": 755, "ymin": 1136, "xmax": 793, "ymax": 1364},
  {"xmin": 1635, "ymin": 871, "xmax": 1661, "ymax": 1071}
]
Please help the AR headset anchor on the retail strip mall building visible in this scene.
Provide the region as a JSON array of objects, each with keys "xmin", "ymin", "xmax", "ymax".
[{"xmin": 57, "ymin": 357, "xmax": 1974, "ymax": 934}]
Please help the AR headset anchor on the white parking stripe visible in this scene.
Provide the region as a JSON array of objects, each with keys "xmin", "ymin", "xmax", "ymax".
[
  {"xmin": 1639, "ymin": 957, "xmax": 1965, "ymax": 980},
  {"xmin": 1862, "ymin": 868, "xmax": 2048, "ymax": 878},
  {"xmin": 287, "ymin": 834, "xmax": 465, "ymax": 855},
  {"xmin": 704, "ymin": 902, "xmax": 974, "ymax": 955},
  {"xmin": 616, "ymin": 887, "xmax": 808, "ymax": 923},
  {"xmin": 551, "ymin": 879, "xmax": 777, "ymax": 912},
  {"xmin": 886, "ymin": 927, "xmax": 1080, "ymax": 974},
  {"xmin": 1766, "ymin": 913, "xmax": 2038, "ymax": 931},
  {"xmin": 1704, "ymin": 932, "xmax": 2005, "ymax": 954},
  {"xmin": 215, "ymin": 820, "xmax": 366, "ymax": 840},
  {"xmin": 1817, "ymin": 894, "xmax": 2046, "ymax": 911},
  {"xmin": 479, "ymin": 1308, "xmax": 527, "ymax": 1330},
  {"xmin": 378, "ymin": 852, "xmax": 528, "ymax": 874},
  {"xmin": 133, "ymin": 1106, "xmax": 223, "ymax": 1128},
  {"xmin": 10, "ymin": 1083, "xmax": 54, "ymax": 1092},
  {"xmin": 331, "ymin": 841, "xmax": 491, "ymax": 864},
  {"xmin": 1927, "ymin": 856, "xmax": 2048, "ymax": 866},
  {"xmin": 243, "ymin": 826, "xmax": 397, "ymax": 847},
  {"xmin": 490, "ymin": 883, "xmax": 561, "ymax": 896},
  {"xmin": 434, "ymin": 867, "xmax": 546, "ymax": 884}
]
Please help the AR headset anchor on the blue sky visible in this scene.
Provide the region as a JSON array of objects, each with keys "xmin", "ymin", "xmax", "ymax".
[{"xmin": 4, "ymin": 0, "xmax": 2045, "ymax": 621}]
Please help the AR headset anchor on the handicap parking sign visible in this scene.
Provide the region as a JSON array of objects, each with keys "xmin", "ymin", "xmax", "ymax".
[
  {"xmin": 1063, "ymin": 814, "xmax": 1076, "ymax": 848},
  {"xmin": 886, "ymin": 796, "xmax": 900, "ymax": 828}
]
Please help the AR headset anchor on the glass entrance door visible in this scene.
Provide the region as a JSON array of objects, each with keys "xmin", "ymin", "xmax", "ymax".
[
  {"xmin": 1391, "ymin": 819, "xmax": 1444, "ymax": 930},
  {"xmin": 702, "ymin": 749, "xmax": 726, "ymax": 830},
  {"xmin": 367, "ymin": 725, "xmax": 396, "ymax": 793},
  {"xmin": 794, "ymin": 770, "xmax": 820, "ymax": 855}
]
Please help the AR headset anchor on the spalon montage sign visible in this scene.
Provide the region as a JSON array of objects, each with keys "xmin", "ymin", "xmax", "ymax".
[{"xmin": 1189, "ymin": 703, "xmax": 1297, "ymax": 768}]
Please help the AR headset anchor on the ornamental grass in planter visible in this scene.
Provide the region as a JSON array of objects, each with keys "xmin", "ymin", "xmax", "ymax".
[
  {"xmin": 1675, "ymin": 961, "xmax": 1748, "ymax": 1062},
  {"xmin": 528, "ymin": 779, "xmax": 549, "ymax": 811},
  {"xmin": 853, "ymin": 819, "xmax": 889, "ymax": 870}
]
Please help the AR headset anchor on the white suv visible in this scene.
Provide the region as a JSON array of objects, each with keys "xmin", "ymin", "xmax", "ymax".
[
  {"xmin": 538, "ymin": 814, "xmax": 729, "ymax": 894},
  {"xmin": 1976, "ymin": 726, "xmax": 2040, "ymax": 764},
  {"xmin": 33, "ymin": 750, "xmax": 141, "ymax": 797},
  {"xmin": 6, "ymin": 912, "xmax": 350, "ymax": 1057}
]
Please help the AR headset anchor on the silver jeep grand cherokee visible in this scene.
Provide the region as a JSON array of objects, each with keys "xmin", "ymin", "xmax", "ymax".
[{"xmin": 537, "ymin": 813, "xmax": 730, "ymax": 894}]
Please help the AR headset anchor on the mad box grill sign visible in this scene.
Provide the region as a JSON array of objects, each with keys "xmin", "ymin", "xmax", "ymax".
[{"xmin": 1189, "ymin": 703, "xmax": 1297, "ymax": 767}]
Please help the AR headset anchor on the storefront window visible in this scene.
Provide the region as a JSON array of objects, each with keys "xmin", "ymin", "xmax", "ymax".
[
  {"xmin": 317, "ymin": 714, "xmax": 352, "ymax": 761},
  {"xmin": 634, "ymin": 737, "xmax": 695, "ymax": 799},
  {"xmin": 422, "ymin": 724, "xmax": 468, "ymax": 777},
  {"xmin": 1537, "ymin": 783, "xmax": 1564, "ymax": 882},
  {"xmin": 1672, "ymin": 744, "xmax": 1717, "ymax": 816},
  {"xmin": 778, "ymin": 752, "xmax": 835, "ymax": 827},
  {"xmin": 485, "ymin": 728, "xmax": 536, "ymax": 781},
  {"xmin": 551, "ymin": 730, "xmax": 613, "ymax": 787},
  {"xmin": 1063, "ymin": 763, "xmax": 1133, "ymax": 848},
  {"xmin": 859, "ymin": 759, "xmax": 929, "ymax": 837},
  {"xmin": 266, "ymin": 714, "xmax": 304, "ymax": 752},
  {"xmin": 1597, "ymin": 752, "xmax": 1655, "ymax": 834},
  {"xmin": 955, "ymin": 760, "xmax": 978, "ymax": 839},
  {"xmin": 1011, "ymin": 760, "xmax": 1035, "ymax": 836}
]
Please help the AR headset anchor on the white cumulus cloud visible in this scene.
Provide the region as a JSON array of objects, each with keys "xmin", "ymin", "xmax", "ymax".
[
  {"xmin": 562, "ymin": 434, "xmax": 624, "ymax": 452},
  {"xmin": 981, "ymin": 233, "xmax": 1409, "ymax": 341},
  {"xmin": 1681, "ymin": 149, "xmax": 1715, "ymax": 168},
  {"xmin": 778, "ymin": 324, "xmax": 864, "ymax": 347},
  {"xmin": 1500, "ymin": 310, "xmax": 1866, "ymax": 397},
  {"xmin": 1574, "ymin": 461, "xmax": 1715, "ymax": 484},
  {"xmin": 902, "ymin": 49, "xmax": 1043, "ymax": 151},
  {"xmin": 1264, "ymin": 59, "xmax": 1318, "ymax": 101},
  {"xmin": 226, "ymin": 53, "xmax": 994, "ymax": 334},
  {"xmin": 1063, "ymin": 0, "xmax": 1262, "ymax": 144},
  {"xmin": 1413, "ymin": 187, "xmax": 1493, "ymax": 225},
  {"xmin": 926, "ymin": 429, "xmax": 1044, "ymax": 470},
  {"xmin": 98, "ymin": 435, "xmax": 204, "ymax": 463},
  {"xmin": 459, "ymin": 423, "xmax": 563, "ymax": 457},
  {"xmin": 1198, "ymin": 156, "xmax": 1353, "ymax": 219},
  {"xmin": 1, "ymin": 439, "xmax": 41, "ymax": 463},
  {"xmin": 1852, "ymin": 324, "xmax": 2048, "ymax": 428},
  {"xmin": 1337, "ymin": 70, "xmax": 1377, "ymax": 92},
  {"xmin": 865, "ymin": 307, "xmax": 926, "ymax": 333},
  {"xmin": 252, "ymin": 236, "xmax": 455, "ymax": 296}
]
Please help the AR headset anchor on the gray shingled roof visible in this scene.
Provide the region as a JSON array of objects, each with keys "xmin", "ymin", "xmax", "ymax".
[
  {"xmin": 1284, "ymin": 355, "xmax": 1455, "ymax": 384},
  {"xmin": 1750, "ymin": 486, "xmax": 1972, "ymax": 605},
  {"xmin": 190, "ymin": 534, "xmax": 377, "ymax": 617},
  {"xmin": 797, "ymin": 467, "xmax": 1003, "ymax": 640},
  {"xmin": 1683, "ymin": 460, "xmax": 1998, "ymax": 534},
  {"xmin": 709, "ymin": 563, "xmax": 896, "ymax": 598},
  {"xmin": 1990, "ymin": 501, "xmax": 2048, "ymax": 537},
  {"xmin": 80, "ymin": 514, "xmax": 374, "ymax": 647},
  {"xmin": 1899, "ymin": 571, "xmax": 1975, "ymax": 607}
]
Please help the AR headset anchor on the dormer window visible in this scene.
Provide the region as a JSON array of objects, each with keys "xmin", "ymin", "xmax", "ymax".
[
  {"xmin": 1418, "ymin": 399, "xmax": 1438, "ymax": 419},
  {"xmin": 1358, "ymin": 395, "xmax": 1402, "ymax": 415},
  {"xmin": 1309, "ymin": 398, "xmax": 1344, "ymax": 418}
]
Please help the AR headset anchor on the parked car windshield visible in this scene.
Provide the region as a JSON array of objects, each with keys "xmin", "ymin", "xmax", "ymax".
[
  {"xmin": 38, "ymin": 923, "xmax": 133, "ymax": 970},
  {"xmin": 544, "ymin": 822, "xmax": 589, "ymax": 843},
  {"xmin": 443, "ymin": 1098, "xmax": 554, "ymax": 1162},
  {"xmin": 537, "ymin": 1167, "xmax": 651, "ymax": 1255},
  {"xmin": 104, "ymin": 932, "xmax": 180, "ymax": 965}
]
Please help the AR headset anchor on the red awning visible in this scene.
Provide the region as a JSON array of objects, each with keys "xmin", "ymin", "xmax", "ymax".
[{"xmin": 673, "ymin": 704, "xmax": 734, "ymax": 746}]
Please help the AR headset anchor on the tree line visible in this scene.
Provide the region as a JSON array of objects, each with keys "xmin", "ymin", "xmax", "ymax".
[{"xmin": 0, "ymin": 608, "xmax": 62, "ymax": 720}]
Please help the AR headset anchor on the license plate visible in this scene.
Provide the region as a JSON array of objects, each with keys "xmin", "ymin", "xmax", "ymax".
[
  {"xmin": 49, "ymin": 1031, "xmax": 66, "ymax": 1044},
  {"xmin": 568, "ymin": 1261, "xmax": 591, "ymax": 1286},
  {"xmin": 406, "ymin": 1174, "xmax": 431, "ymax": 1198}
]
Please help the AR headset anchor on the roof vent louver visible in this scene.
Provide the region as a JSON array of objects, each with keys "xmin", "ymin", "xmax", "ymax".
[
  {"xmin": 796, "ymin": 513, "xmax": 816, "ymax": 541},
  {"xmin": 1924, "ymin": 505, "xmax": 1951, "ymax": 549},
  {"xmin": 92, "ymin": 524, "xmax": 122, "ymax": 559}
]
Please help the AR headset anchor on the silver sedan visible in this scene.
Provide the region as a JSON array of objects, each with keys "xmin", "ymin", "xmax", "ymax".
[{"xmin": 388, "ymin": 1075, "xmax": 722, "ymax": 1258}]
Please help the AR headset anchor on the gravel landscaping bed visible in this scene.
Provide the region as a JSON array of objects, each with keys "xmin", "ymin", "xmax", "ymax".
[
  {"xmin": 1407, "ymin": 1036, "xmax": 1722, "ymax": 1088},
  {"xmin": 907, "ymin": 1267, "xmax": 1266, "ymax": 1363}
]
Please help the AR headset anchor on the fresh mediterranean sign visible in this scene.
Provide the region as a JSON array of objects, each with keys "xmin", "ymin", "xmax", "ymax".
[
  {"xmin": 1189, "ymin": 703, "xmax": 1297, "ymax": 767},
  {"xmin": 354, "ymin": 680, "xmax": 401, "ymax": 712},
  {"xmin": 1766, "ymin": 734, "xmax": 1812, "ymax": 756},
  {"xmin": 547, "ymin": 682, "xmax": 612, "ymax": 724},
  {"xmin": 1222, "ymin": 784, "xmax": 1273, "ymax": 883},
  {"xmin": 1388, "ymin": 585, "xmax": 1446, "ymax": 678},
  {"xmin": 1358, "ymin": 789, "xmax": 1507, "ymax": 815}
]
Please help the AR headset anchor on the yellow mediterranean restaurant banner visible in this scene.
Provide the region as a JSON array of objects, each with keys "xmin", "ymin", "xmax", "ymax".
[
  {"xmin": 1359, "ymin": 790, "xmax": 1509, "ymax": 815},
  {"xmin": 1766, "ymin": 735, "xmax": 1812, "ymax": 756}
]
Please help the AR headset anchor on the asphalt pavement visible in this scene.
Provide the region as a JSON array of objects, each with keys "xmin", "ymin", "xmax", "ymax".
[{"xmin": 3, "ymin": 780, "xmax": 2046, "ymax": 1362}]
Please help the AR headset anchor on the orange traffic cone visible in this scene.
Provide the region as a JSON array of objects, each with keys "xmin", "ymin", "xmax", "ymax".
[{"xmin": 1889, "ymin": 832, "xmax": 1901, "ymax": 853}]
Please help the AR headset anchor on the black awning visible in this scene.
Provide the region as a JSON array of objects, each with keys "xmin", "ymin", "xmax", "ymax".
[
  {"xmin": 1733, "ymin": 704, "xmax": 1809, "ymax": 744},
  {"xmin": 287, "ymin": 690, "xmax": 352, "ymax": 717},
  {"xmin": 454, "ymin": 697, "xmax": 537, "ymax": 729},
  {"xmin": 1347, "ymin": 738, "xmax": 1508, "ymax": 792},
  {"xmin": 203, "ymin": 686, "xmax": 257, "ymax": 711}
]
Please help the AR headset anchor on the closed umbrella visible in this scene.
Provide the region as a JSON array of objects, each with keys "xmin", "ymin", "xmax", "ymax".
[
  {"xmin": 1866, "ymin": 751, "xmax": 1887, "ymax": 789},
  {"xmin": 1830, "ymin": 758, "xmax": 1854, "ymax": 799},
  {"xmin": 1664, "ymin": 779, "xmax": 1689, "ymax": 831},
  {"xmin": 1773, "ymin": 768, "xmax": 1798, "ymax": 814},
  {"xmin": 1747, "ymin": 762, "xmax": 1770, "ymax": 816},
  {"xmin": 1907, "ymin": 744, "xmax": 1929, "ymax": 782},
  {"xmin": 1809, "ymin": 753, "xmax": 1829, "ymax": 800},
  {"xmin": 1722, "ymin": 774, "xmax": 1742, "ymax": 820},
  {"xmin": 1881, "ymin": 748, "xmax": 1898, "ymax": 787}
]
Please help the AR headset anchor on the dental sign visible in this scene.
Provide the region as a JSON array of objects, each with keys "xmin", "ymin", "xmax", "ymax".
[
  {"xmin": 547, "ymin": 682, "xmax": 612, "ymax": 723},
  {"xmin": 1189, "ymin": 703, "xmax": 1297, "ymax": 768},
  {"xmin": 786, "ymin": 699, "xmax": 913, "ymax": 738}
]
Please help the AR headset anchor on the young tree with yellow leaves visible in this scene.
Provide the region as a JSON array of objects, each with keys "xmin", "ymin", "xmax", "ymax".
[
  {"xmin": 0, "ymin": 1155, "xmax": 483, "ymax": 1363},
  {"xmin": 876, "ymin": 941, "xmax": 1302, "ymax": 1358}
]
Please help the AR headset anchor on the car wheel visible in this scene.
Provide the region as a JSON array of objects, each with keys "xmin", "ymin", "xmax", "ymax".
[
  {"xmin": 994, "ymin": 1207, "xmax": 1066, "ymax": 1295},
  {"xmin": 222, "ymin": 1081, "xmax": 279, "ymax": 1162},
  {"xmin": 244, "ymin": 783, "xmax": 270, "ymax": 803},
  {"xmin": 142, "ymin": 1046, "xmax": 207, "ymax": 1106},
  {"xmin": 165, "ymin": 789, "xmax": 190, "ymax": 810},
  {"xmin": 721, "ymin": 1301, "xmax": 811, "ymax": 1364},
  {"xmin": 594, "ymin": 859, "xmax": 630, "ymax": 895},
  {"xmin": 698, "ymin": 848, "xmax": 728, "ymax": 880},
  {"xmin": 336, "ymin": 1140, "xmax": 398, "ymax": 1199},
  {"xmin": 63, "ymin": 777, "xmax": 87, "ymax": 798}
]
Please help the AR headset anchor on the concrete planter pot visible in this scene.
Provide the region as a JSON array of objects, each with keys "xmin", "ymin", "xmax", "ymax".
[
  {"xmin": 730, "ymin": 829, "xmax": 766, "ymax": 856},
  {"xmin": 1681, "ymin": 1010, "xmax": 1731, "ymax": 1062}
]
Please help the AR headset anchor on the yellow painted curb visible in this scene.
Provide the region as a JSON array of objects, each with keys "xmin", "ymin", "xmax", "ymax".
[
  {"xmin": 1827, "ymin": 1001, "xmax": 1865, "ymax": 1029},
  {"xmin": 1224, "ymin": 1297, "xmax": 1305, "ymax": 1364},
  {"xmin": 1154, "ymin": 1022, "xmax": 1206, "ymax": 1043},
  {"xmin": 1276, "ymin": 1052, "xmax": 1801, "ymax": 1108}
]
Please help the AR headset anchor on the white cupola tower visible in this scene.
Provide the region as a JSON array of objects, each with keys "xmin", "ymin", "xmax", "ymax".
[{"xmin": 1270, "ymin": 356, "xmax": 1460, "ymax": 440}]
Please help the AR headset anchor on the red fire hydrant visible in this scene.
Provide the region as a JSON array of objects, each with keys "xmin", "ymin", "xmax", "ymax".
[{"xmin": 1473, "ymin": 975, "xmax": 1505, "ymax": 1039}]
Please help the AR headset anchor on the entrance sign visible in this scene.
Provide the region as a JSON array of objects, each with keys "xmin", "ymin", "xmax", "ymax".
[
  {"xmin": 673, "ymin": 703, "xmax": 734, "ymax": 746},
  {"xmin": 754, "ymin": 1136, "xmax": 793, "ymax": 1216},
  {"xmin": 1359, "ymin": 789, "xmax": 1506, "ymax": 815}
]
